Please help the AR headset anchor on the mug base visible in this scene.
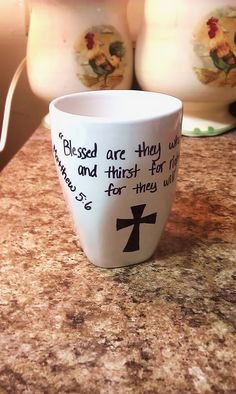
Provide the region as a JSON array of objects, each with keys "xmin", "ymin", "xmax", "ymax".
[
  {"xmin": 182, "ymin": 102, "xmax": 236, "ymax": 137},
  {"xmin": 87, "ymin": 251, "xmax": 156, "ymax": 269}
]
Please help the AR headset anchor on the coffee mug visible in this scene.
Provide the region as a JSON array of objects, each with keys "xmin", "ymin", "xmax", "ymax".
[{"xmin": 49, "ymin": 90, "xmax": 182, "ymax": 268}]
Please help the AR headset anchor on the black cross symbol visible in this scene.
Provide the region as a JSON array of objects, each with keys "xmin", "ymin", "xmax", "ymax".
[{"xmin": 116, "ymin": 204, "xmax": 157, "ymax": 252}]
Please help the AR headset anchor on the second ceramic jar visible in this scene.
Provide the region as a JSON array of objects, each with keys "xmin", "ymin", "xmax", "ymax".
[
  {"xmin": 27, "ymin": 0, "xmax": 133, "ymax": 103},
  {"xmin": 135, "ymin": 0, "xmax": 236, "ymax": 136}
]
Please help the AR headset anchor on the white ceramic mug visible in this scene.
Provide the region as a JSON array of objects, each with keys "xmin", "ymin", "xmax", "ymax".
[{"xmin": 49, "ymin": 90, "xmax": 182, "ymax": 268}]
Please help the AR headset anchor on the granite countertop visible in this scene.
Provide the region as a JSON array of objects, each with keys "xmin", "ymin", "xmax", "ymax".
[{"xmin": 0, "ymin": 127, "xmax": 235, "ymax": 394}]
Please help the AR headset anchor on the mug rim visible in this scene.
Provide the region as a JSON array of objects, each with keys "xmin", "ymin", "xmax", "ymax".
[{"xmin": 49, "ymin": 90, "xmax": 183, "ymax": 124}]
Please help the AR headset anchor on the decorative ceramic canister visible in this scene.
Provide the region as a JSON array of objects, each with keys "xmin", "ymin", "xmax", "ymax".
[
  {"xmin": 26, "ymin": 0, "xmax": 133, "ymax": 103},
  {"xmin": 135, "ymin": 0, "xmax": 236, "ymax": 137}
]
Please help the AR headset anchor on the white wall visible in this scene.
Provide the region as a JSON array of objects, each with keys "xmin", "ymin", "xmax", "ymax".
[
  {"xmin": 0, "ymin": 0, "xmax": 47, "ymax": 171},
  {"xmin": 0, "ymin": 1, "xmax": 26, "ymax": 88}
]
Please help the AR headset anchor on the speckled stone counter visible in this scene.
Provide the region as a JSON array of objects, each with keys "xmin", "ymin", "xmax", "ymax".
[{"xmin": 0, "ymin": 128, "xmax": 236, "ymax": 394}]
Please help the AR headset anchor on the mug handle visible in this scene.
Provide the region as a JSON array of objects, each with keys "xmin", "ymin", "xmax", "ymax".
[{"xmin": 0, "ymin": 57, "xmax": 26, "ymax": 152}]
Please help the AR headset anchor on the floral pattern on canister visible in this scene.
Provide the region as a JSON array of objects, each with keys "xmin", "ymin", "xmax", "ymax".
[
  {"xmin": 74, "ymin": 25, "xmax": 126, "ymax": 89},
  {"xmin": 193, "ymin": 7, "xmax": 236, "ymax": 87}
]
